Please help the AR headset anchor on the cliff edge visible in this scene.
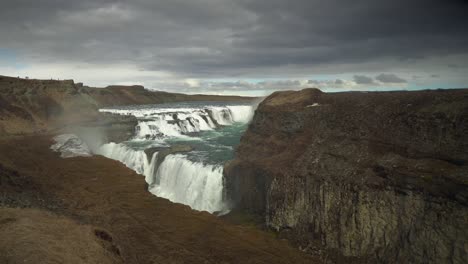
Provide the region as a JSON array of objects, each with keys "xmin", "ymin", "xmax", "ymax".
[{"xmin": 225, "ymin": 88, "xmax": 468, "ymax": 263}]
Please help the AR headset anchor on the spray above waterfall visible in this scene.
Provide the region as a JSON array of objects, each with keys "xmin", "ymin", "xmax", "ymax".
[{"xmin": 96, "ymin": 102, "xmax": 254, "ymax": 213}]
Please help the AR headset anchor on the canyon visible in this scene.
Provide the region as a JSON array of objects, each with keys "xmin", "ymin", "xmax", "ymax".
[
  {"xmin": 225, "ymin": 88, "xmax": 468, "ymax": 263},
  {"xmin": 1, "ymin": 75, "xmax": 467, "ymax": 263},
  {"xmin": 0, "ymin": 76, "xmax": 314, "ymax": 264}
]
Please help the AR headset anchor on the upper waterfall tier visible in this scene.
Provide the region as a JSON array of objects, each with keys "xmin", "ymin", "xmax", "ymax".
[{"xmin": 100, "ymin": 104, "xmax": 254, "ymax": 140}]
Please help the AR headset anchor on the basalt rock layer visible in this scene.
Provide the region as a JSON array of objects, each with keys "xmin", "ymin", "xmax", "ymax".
[{"xmin": 225, "ymin": 88, "xmax": 468, "ymax": 263}]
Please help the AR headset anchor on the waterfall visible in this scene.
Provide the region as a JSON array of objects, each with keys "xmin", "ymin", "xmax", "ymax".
[
  {"xmin": 207, "ymin": 108, "xmax": 233, "ymax": 125},
  {"xmin": 227, "ymin": 105, "xmax": 255, "ymax": 123},
  {"xmin": 143, "ymin": 151, "xmax": 158, "ymax": 184},
  {"xmin": 149, "ymin": 155, "xmax": 225, "ymax": 213},
  {"xmin": 95, "ymin": 103, "xmax": 255, "ymax": 214},
  {"xmin": 96, "ymin": 142, "xmax": 157, "ymax": 183},
  {"xmin": 135, "ymin": 119, "xmax": 189, "ymax": 139},
  {"xmin": 96, "ymin": 143, "xmax": 226, "ymax": 213},
  {"xmin": 101, "ymin": 105, "xmax": 254, "ymax": 140}
]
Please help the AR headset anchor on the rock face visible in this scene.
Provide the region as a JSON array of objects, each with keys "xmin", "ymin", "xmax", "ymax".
[
  {"xmin": 145, "ymin": 144, "xmax": 193, "ymax": 166},
  {"xmin": 224, "ymin": 88, "xmax": 468, "ymax": 263}
]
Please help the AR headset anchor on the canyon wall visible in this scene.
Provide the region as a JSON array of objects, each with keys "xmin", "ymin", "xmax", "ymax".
[{"xmin": 225, "ymin": 88, "xmax": 468, "ymax": 263}]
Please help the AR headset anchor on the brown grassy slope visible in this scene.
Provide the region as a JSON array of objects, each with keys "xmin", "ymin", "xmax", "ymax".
[
  {"xmin": 0, "ymin": 208, "xmax": 123, "ymax": 264},
  {"xmin": 0, "ymin": 135, "xmax": 318, "ymax": 264}
]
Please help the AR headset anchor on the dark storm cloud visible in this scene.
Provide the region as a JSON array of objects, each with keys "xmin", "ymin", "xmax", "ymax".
[
  {"xmin": 1, "ymin": 0, "xmax": 468, "ymax": 79},
  {"xmin": 354, "ymin": 75, "xmax": 375, "ymax": 84},
  {"xmin": 376, "ymin": 73, "xmax": 407, "ymax": 83}
]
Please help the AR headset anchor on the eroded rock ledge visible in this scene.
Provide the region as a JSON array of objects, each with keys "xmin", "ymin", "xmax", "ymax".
[{"xmin": 224, "ymin": 88, "xmax": 468, "ymax": 263}]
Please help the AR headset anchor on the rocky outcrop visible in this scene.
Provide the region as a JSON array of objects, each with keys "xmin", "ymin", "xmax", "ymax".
[
  {"xmin": 224, "ymin": 88, "xmax": 468, "ymax": 263},
  {"xmin": 145, "ymin": 144, "xmax": 193, "ymax": 169}
]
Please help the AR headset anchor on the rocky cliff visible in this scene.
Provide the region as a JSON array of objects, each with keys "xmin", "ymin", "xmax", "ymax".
[
  {"xmin": 224, "ymin": 88, "xmax": 468, "ymax": 263},
  {"xmin": 0, "ymin": 75, "xmax": 252, "ymax": 139}
]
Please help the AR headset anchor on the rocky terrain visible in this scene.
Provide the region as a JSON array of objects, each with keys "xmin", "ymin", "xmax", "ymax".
[
  {"xmin": 2, "ymin": 74, "xmax": 467, "ymax": 263},
  {"xmin": 0, "ymin": 75, "xmax": 319, "ymax": 263},
  {"xmin": 225, "ymin": 88, "xmax": 468, "ymax": 263},
  {"xmin": 0, "ymin": 75, "xmax": 252, "ymax": 138},
  {"xmin": 0, "ymin": 135, "xmax": 318, "ymax": 264}
]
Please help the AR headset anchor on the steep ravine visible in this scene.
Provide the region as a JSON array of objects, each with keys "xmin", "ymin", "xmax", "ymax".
[{"xmin": 224, "ymin": 88, "xmax": 468, "ymax": 263}]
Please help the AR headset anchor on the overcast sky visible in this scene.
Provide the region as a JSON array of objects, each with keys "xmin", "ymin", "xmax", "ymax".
[{"xmin": 1, "ymin": 0, "xmax": 467, "ymax": 95}]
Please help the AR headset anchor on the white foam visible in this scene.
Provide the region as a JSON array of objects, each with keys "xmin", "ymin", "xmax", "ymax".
[
  {"xmin": 227, "ymin": 105, "xmax": 255, "ymax": 123},
  {"xmin": 51, "ymin": 134, "xmax": 92, "ymax": 158},
  {"xmin": 96, "ymin": 142, "xmax": 156, "ymax": 182},
  {"xmin": 101, "ymin": 105, "xmax": 254, "ymax": 140},
  {"xmin": 149, "ymin": 154, "xmax": 225, "ymax": 213}
]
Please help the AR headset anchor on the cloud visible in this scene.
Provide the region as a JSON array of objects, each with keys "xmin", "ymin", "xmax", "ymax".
[
  {"xmin": 58, "ymin": 3, "xmax": 135, "ymax": 28},
  {"xmin": 0, "ymin": 0, "xmax": 467, "ymax": 93},
  {"xmin": 375, "ymin": 73, "xmax": 407, "ymax": 83},
  {"xmin": 185, "ymin": 79, "xmax": 201, "ymax": 88},
  {"xmin": 335, "ymin": 79, "xmax": 344, "ymax": 85},
  {"xmin": 353, "ymin": 75, "xmax": 375, "ymax": 84},
  {"xmin": 0, "ymin": 62, "xmax": 173, "ymax": 88},
  {"xmin": 156, "ymin": 77, "xmax": 374, "ymax": 95}
]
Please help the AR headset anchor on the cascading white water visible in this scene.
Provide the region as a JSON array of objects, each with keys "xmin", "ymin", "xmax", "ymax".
[
  {"xmin": 96, "ymin": 142, "xmax": 225, "ymax": 213},
  {"xmin": 226, "ymin": 106, "xmax": 254, "ymax": 123},
  {"xmin": 96, "ymin": 142, "xmax": 158, "ymax": 183},
  {"xmin": 100, "ymin": 105, "xmax": 253, "ymax": 140},
  {"xmin": 207, "ymin": 108, "xmax": 233, "ymax": 125},
  {"xmin": 96, "ymin": 103, "xmax": 255, "ymax": 214},
  {"xmin": 149, "ymin": 155, "xmax": 224, "ymax": 213}
]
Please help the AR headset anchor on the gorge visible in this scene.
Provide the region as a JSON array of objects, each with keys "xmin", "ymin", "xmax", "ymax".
[
  {"xmin": 93, "ymin": 103, "xmax": 254, "ymax": 213},
  {"xmin": 1, "ymin": 76, "xmax": 467, "ymax": 264},
  {"xmin": 3, "ymin": 1, "xmax": 468, "ymax": 263}
]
